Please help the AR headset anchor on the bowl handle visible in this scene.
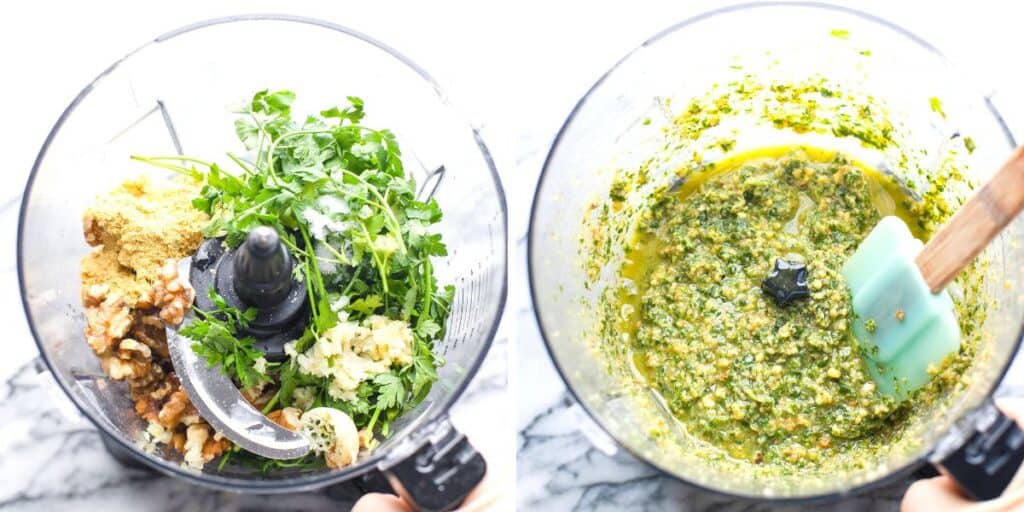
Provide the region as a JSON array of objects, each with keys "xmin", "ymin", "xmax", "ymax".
[
  {"xmin": 379, "ymin": 414, "xmax": 487, "ymax": 512},
  {"xmin": 932, "ymin": 399, "xmax": 1024, "ymax": 501}
]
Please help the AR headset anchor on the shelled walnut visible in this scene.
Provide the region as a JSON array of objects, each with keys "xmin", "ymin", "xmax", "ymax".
[
  {"xmin": 82, "ymin": 284, "xmax": 132, "ymax": 356},
  {"xmin": 267, "ymin": 407, "xmax": 303, "ymax": 431},
  {"xmin": 138, "ymin": 259, "xmax": 195, "ymax": 326},
  {"xmin": 80, "ymin": 175, "xmax": 228, "ymax": 469},
  {"xmin": 82, "ymin": 257, "xmax": 233, "ymax": 468}
]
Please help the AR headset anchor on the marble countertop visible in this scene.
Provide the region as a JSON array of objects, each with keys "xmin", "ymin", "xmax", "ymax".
[{"xmin": 4, "ymin": 1, "xmax": 1024, "ymax": 511}]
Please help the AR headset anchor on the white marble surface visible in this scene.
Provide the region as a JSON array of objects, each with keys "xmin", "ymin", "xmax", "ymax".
[{"xmin": 4, "ymin": 1, "xmax": 1024, "ymax": 511}]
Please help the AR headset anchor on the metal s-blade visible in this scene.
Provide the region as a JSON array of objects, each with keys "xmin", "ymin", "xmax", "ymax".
[
  {"xmin": 167, "ymin": 259, "xmax": 309, "ymax": 460},
  {"xmin": 167, "ymin": 328, "xmax": 310, "ymax": 460}
]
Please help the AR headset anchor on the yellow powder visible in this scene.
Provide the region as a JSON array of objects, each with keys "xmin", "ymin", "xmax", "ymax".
[
  {"xmin": 81, "ymin": 175, "xmax": 208, "ymax": 305},
  {"xmin": 80, "ymin": 247, "xmax": 152, "ymax": 304}
]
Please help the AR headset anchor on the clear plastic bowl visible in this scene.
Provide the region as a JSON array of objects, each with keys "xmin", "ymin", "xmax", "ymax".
[
  {"xmin": 530, "ymin": 2, "xmax": 1022, "ymax": 501},
  {"xmin": 18, "ymin": 15, "xmax": 507, "ymax": 492}
]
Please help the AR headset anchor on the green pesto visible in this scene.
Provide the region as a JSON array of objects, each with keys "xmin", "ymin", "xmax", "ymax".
[
  {"xmin": 617, "ymin": 147, "xmax": 929, "ymax": 466},
  {"xmin": 583, "ymin": 70, "xmax": 987, "ymax": 483}
]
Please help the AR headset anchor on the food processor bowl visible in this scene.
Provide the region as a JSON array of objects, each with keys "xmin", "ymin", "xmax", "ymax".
[
  {"xmin": 530, "ymin": 2, "xmax": 1023, "ymax": 502},
  {"xmin": 18, "ymin": 15, "xmax": 507, "ymax": 498}
]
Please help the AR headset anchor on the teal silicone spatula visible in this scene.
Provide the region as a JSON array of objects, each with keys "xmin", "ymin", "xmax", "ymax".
[{"xmin": 842, "ymin": 147, "xmax": 1024, "ymax": 399}]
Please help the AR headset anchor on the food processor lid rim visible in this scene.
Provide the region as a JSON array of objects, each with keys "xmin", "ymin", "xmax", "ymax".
[
  {"xmin": 17, "ymin": 13, "xmax": 508, "ymax": 491},
  {"xmin": 526, "ymin": 0, "xmax": 1021, "ymax": 503}
]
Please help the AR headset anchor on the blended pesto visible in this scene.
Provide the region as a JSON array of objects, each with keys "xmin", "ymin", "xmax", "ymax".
[
  {"xmin": 618, "ymin": 147, "xmax": 935, "ymax": 468},
  {"xmin": 582, "ymin": 65, "xmax": 989, "ymax": 487}
]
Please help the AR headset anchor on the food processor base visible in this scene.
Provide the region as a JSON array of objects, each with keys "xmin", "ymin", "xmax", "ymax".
[{"xmin": 913, "ymin": 464, "xmax": 940, "ymax": 479}]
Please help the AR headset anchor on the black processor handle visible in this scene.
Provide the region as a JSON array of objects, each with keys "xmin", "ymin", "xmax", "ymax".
[
  {"xmin": 934, "ymin": 399, "xmax": 1024, "ymax": 501},
  {"xmin": 381, "ymin": 415, "xmax": 487, "ymax": 512}
]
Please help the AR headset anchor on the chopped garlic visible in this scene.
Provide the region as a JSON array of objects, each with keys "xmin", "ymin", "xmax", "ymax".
[
  {"xmin": 147, "ymin": 422, "xmax": 172, "ymax": 444},
  {"xmin": 293, "ymin": 387, "xmax": 316, "ymax": 411},
  {"xmin": 252, "ymin": 356, "xmax": 268, "ymax": 375},
  {"xmin": 138, "ymin": 421, "xmax": 171, "ymax": 454},
  {"xmin": 294, "ymin": 316, "xmax": 414, "ymax": 402},
  {"xmin": 183, "ymin": 424, "xmax": 209, "ymax": 469}
]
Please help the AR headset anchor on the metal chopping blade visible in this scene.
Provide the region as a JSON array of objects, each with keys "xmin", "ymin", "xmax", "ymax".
[{"xmin": 167, "ymin": 258, "xmax": 310, "ymax": 460}]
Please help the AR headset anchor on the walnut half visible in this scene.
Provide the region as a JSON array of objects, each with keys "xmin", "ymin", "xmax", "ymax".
[
  {"xmin": 267, "ymin": 407, "xmax": 303, "ymax": 431},
  {"xmin": 139, "ymin": 259, "xmax": 195, "ymax": 326},
  {"xmin": 83, "ymin": 284, "xmax": 133, "ymax": 356},
  {"xmin": 83, "ymin": 256, "xmax": 232, "ymax": 469}
]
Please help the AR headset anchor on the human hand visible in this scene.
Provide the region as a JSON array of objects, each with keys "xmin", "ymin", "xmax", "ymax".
[
  {"xmin": 352, "ymin": 398, "xmax": 513, "ymax": 512},
  {"xmin": 901, "ymin": 398, "xmax": 1024, "ymax": 512}
]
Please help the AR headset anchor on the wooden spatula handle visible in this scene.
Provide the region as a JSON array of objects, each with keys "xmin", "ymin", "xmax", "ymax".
[{"xmin": 916, "ymin": 146, "xmax": 1024, "ymax": 293}]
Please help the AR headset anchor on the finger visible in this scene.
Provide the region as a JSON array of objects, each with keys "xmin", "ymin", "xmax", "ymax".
[
  {"xmin": 901, "ymin": 476, "xmax": 972, "ymax": 512},
  {"xmin": 352, "ymin": 492, "xmax": 414, "ymax": 512},
  {"xmin": 451, "ymin": 395, "xmax": 514, "ymax": 510},
  {"xmin": 995, "ymin": 397, "xmax": 1024, "ymax": 425}
]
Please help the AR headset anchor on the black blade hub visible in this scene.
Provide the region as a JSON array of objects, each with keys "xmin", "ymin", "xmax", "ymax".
[{"xmin": 189, "ymin": 227, "xmax": 309, "ymax": 361}]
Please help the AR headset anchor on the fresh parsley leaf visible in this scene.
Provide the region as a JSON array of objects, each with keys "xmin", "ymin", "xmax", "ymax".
[
  {"xmin": 182, "ymin": 312, "xmax": 266, "ymax": 389},
  {"xmin": 348, "ymin": 295, "xmax": 383, "ymax": 316},
  {"xmin": 415, "ymin": 319, "xmax": 441, "ymax": 340},
  {"xmin": 373, "ymin": 372, "xmax": 405, "ymax": 410},
  {"xmin": 207, "ymin": 288, "xmax": 256, "ymax": 328}
]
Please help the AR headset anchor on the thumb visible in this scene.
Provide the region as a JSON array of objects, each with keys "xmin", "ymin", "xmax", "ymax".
[
  {"xmin": 902, "ymin": 476, "xmax": 972, "ymax": 512},
  {"xmin": 352, "ymin": 492, "xmax": 414, "ymax": 512}
]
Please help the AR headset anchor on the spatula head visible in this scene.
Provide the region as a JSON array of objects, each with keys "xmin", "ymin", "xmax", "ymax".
[{"xmin": 842, "ymin": 216, "xmax": 961, "ymax": 399}]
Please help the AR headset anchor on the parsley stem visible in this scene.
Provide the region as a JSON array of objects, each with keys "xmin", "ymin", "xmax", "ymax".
[
  {"xmin": 340, "ymin": 169, "xmax": 408, "ymax": 256},
  {"xmin": 265, "ymin": 129, "xmax": 333, "ymax": 176},
  {"xmin": 261, "ymin": 389, "xmax": 281, "ymax": 415},
  {"xmin": 342, "ymin": 274, "xmax": 359, "ymax": 296},
  {"xmin": 234, "ymin": 196, "xmax": 278, "ymax": 220},
  {"xmin": 301, "ymin": 227, "xmax": 329, "ymax": 300},
  {"xmin": 319, "ymin": 241, "xmax": 350, "ymax": 266},
  {"xmin": 279, "ymin": 235, "xmax": 310, "ymax": 258},
  {"xmin": 251, "ymin": 113, "xmax": 269, "ymax": 169},
  {"xmin": 131, "ymin": 155, "xmax": 214, "ymax": 167},
  {"xmin": 304, "ymin": 260, "xmax": 319, "ymax": 327},
  {"xmin": 359, "ymin": 223, "xmax": 390, "ymax": 296},
  {"xmin": 366, "ymin": 406, "xmax": 383, "ymax": 433},
  {"xmin": 226, "ymin": 152, "xmax": 255, "ymax": 175},
  {"xmin": 217, "ymin": 450, "xmax": 233, "ymax": 472},
  {"xmin": 418, "ymin": 258, "xmax": 433, "ymax": 329},
  {"xmin": 129, "ymin": 155, "xmax": 199, "ymax": 178}
]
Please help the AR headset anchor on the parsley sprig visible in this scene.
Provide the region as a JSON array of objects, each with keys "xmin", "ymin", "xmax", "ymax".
[{"xmin": 180, "ymin": 289, "xmax": 265, "ymax": 389}]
